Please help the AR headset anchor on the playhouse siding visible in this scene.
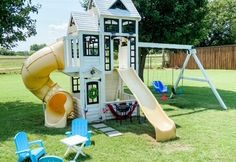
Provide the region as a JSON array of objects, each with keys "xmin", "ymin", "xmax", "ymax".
[
  {"xmin": 82, "ymin": 57, "xmax": 101, "ymax": 72},
  {"xmin": 86, "ymin": 107, "xmax": 101, "ymax": 122},
  {"xmin": 63, "ymin": 36, "xmax": 80, "ymax": 72},
  {"xmin": 105, "ymin": 71, "xmax": 120, "ymax": 101}
]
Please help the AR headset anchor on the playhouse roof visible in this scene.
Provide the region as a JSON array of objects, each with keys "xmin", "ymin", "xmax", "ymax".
[
  {"xmin": 71, "ymin": 12, "xmax": 99, "ymax": 32},
  {"xmin": 91, "ymin": 0, "xmax": 141, "ymax": 20}
]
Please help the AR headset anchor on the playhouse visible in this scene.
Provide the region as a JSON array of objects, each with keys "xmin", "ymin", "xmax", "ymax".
[
  {"xmin": 64, "ymin": 0, "xmax": 141, "ymax": 122},
  {"xmin": 21, "ymin": 0, "xmax": 226, "ymax": 142}
]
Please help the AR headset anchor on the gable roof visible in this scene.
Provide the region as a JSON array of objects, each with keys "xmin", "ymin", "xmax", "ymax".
[
  {"xmin": 92, "ymin": 0, "xmax": 141, "ymax": 20},
  {"xmin": 70, "ymin": 12, "xmax": 99, "ymax": 32},
  {"xmin": 109, "ymin": 0, "xmax": 128, "ymax": 10}
]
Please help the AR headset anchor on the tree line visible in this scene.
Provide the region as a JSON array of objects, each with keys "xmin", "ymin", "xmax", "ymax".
[
  {"xmin": 0, "ymin": 0, "xmax": 235, "ymax": 50},
  {"xmin": 0, "ymin": 43, "xmax": 46, "ymax": 56}
]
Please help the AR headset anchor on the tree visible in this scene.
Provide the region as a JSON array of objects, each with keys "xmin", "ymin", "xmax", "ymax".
[
  {"xmin": 0, "ymin": 48, "xmax": 29, "ymax": 56},
  {"xmin": 201, "ymin": 0, "xmax": 236, "ymax": 46},
  {"xmin": 81, "ymin": 0, "xmax": 89, "ymax": 10},
  {"xmin": 0, "ymin": 0, "xmax": 40, "ymax": 49},
  {"xmin": 30, "ymin": 43, "xmax": 47, "ymax": 52},
  {"xmin": 133, "ymin": 0, "xmax": 208, "ymax": 80}
]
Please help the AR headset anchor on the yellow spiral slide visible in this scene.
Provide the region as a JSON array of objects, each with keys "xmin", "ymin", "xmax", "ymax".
[{"xmin": 21, "ymin": 40, "xmax": 73, "ymax": 128}]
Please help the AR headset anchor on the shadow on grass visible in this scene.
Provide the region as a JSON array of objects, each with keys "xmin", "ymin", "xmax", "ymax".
[
  {"xmin": 149, "ymin": 85, "xmax": 235, "ymax": 110},
  {"xmin": 65, "ymin": 153, "xmax": 92, "ymax": 162},
  {"xmin": 169, "ymin": 108, "xmax": 208, "ymax": 118},
  {"xmin": 103, "ymin": 117, "xmax": 156, "ymax": 139},
  {"xmin": 103, "ymin": 118, "xmax": 181, "ymax": 142},
  {"xmin": 109, "ymin": 85, "xmax": 235, "ymax": 140},
  {"xmin": 0, "ymin": 100, "xmax": 69, "ymax": 141},
  {"xmin": 1, "ymin": 85, "xmax": 235, "ymax": 143}
]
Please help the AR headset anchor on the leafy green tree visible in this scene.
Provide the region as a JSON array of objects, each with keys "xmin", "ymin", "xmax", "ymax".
[
  {"xmin": 30, "ymin": 43, "xmax": 47, "ymax": 52},
  {"xmin": 201, "ymin": 0, "xmax": 236, "ymax": 46},
  {"xmin": 0, "ymin": 0, "xmax": 40, "ymax": 49},
  {"xmin": 133, "ymin": 0, "xmax": 208, "ymax": 79}
]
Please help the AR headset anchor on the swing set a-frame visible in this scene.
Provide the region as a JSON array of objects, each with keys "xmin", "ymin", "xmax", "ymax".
[{"xmin": 139, "ymin": 42, "xmax": 227, "ymax": 110}]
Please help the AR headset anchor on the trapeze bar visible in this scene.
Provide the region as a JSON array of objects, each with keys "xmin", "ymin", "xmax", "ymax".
[
  {"xmin": 181, "ymin": 77, "xmax": 208, "ymax": 82},
  {"xmin": 138, "ymin": 42, "xmax": 193, "ymax": 50}
]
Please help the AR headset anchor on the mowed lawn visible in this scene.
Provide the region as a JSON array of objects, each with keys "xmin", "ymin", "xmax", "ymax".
[
  {"xmin": 0, "ymin": 56, "xmax": 26, "ymax": 73},
  {"xmin": 0, "ymin": 68, "xmax": 236, "ymax": 161}
]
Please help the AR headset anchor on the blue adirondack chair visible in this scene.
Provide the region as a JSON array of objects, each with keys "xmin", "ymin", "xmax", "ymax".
[
  {"xmin": 39, "ymin": 155, "xmax": 63, "ymax": 162},
  {"xmin": 152, "ymin": 81, "xmax": 168, "ymax": 94},
  {"xmin": 14, "ymin": 131, "xmax": 46, "ymax": 162},
  {"xmin": 65, "ymin": 118, "xmax": 92, "ymax": 146}
]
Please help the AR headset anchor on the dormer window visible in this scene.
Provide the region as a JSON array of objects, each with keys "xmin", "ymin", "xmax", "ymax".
[
  {"xmin": 104, "ymin": 18, "xmax": 119, "ymax": 33},
  {"xmin": 110, "ymin": 0, "xmax": 127, "ymax": 10},
  {"xmin": 122, "ymin": 20, "xmax": 136, "ymax": 34}
]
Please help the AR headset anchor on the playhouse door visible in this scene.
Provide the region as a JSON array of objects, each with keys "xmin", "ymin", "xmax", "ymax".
[{"xmin": 85, "ymin": 80, "xmax": 101, "ymax": 121}]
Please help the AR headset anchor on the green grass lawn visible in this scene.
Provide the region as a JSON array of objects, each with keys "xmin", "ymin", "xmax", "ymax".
[
  {"xmin": 0, "ymin": 70, "xmax": 236, "ymax": 162},
  {"xmin": 0, "ymin": 56, "xmax": 27, "ymax": 74}
]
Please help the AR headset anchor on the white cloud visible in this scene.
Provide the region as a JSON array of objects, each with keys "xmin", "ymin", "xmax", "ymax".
[
  {"xmin": 48, "ymin": 23, "xmax": 68, "ymax": 35},
  {"xmin": 13, "ymin": 23, "xmax": 68, "ymax": 51}
]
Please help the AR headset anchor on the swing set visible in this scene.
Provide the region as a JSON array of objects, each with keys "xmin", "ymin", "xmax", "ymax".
[
  {"xmin": 139, "ymin": 42, "xmax": 227, "ymax": 110},
  {"xmin": 146, "ymin": 49, "xmax": 184, "ymax": 101}
]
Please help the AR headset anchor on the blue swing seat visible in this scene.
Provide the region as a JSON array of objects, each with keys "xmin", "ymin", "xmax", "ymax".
[{"xmin": 152, "ymin": 81, "xmax": 168, "ymax": 94}]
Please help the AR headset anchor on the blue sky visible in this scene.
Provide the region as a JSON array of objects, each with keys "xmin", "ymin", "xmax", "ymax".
[{"xmin": 13, "ymin": 0, "xmax": 84, "ymax": 51}]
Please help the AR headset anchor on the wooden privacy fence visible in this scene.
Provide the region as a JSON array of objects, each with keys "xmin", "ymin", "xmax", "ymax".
[{"xmin": 169, "ymin": 45, "xmax": 236, "ymax": 69}]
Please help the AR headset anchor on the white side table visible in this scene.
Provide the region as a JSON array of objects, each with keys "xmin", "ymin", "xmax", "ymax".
[{"xmin": 61, "ymin": 135, "xmax": 88, "ymax": 161}]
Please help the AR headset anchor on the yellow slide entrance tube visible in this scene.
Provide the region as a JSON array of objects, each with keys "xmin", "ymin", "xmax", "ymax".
[{"xmin": 21, "ymin": 40, "xmax": 73, "ymax": 128}]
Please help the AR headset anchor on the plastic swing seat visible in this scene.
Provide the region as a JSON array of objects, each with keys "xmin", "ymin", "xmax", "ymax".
[{"xmin": 152, "ymin": 81, "xmax": 168, "ymax": 94}]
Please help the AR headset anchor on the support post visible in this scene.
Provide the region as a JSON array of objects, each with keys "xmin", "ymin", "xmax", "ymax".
[
  {"xmin": 191, "ymin": 49, "xmax": 227, "ymax": 110},
  {"xmin": 170, "ymin": 52, "xmax": 191, "ymax": 98}
]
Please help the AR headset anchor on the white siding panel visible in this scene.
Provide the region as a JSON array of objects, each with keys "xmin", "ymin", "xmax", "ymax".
[
  {"xmin": 86, "ymin": 106, "xmax": 101, "ymax": 121},
  {"xmin": 83, "ymin": 57, "xmax": 101, "ymax": 70},
  {"xmin": 105, "ymin": 71, "xmax": 120, "ymax": 101}
]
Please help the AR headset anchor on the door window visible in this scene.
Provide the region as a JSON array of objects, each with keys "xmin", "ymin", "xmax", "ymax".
[{"xmin": 87, "ymin": 82, "xmax": 99, "ymax": 105}]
